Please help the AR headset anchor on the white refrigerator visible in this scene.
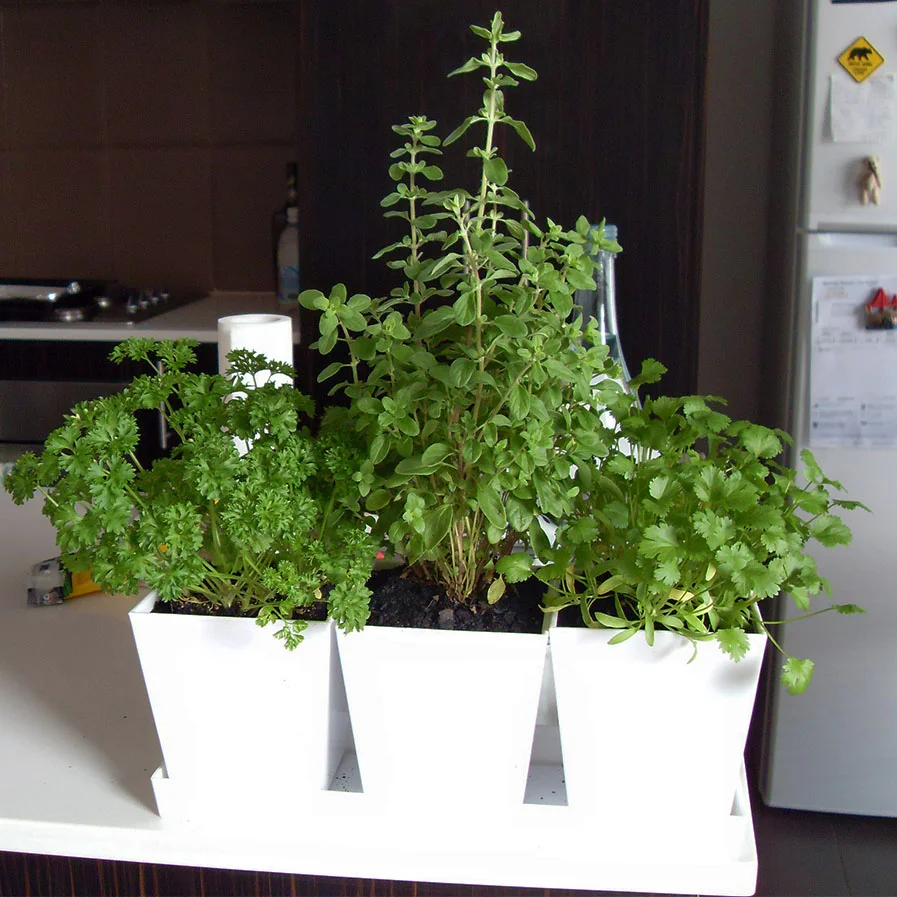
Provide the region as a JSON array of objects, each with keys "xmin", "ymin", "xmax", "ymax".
[{"xmin": 761, "ymin": 0, "xmax": 897, "ymax": 816}]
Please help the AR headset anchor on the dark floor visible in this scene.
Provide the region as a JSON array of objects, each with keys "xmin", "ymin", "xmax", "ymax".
[{"xmin": 748, "ymin": 764, "xmax": 897, "ymax": 897}]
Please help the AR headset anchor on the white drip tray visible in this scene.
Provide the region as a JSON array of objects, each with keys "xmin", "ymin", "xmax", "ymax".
[{"xmin": 150, "ymin": 747, "xmax": 757, "ymax": 896}]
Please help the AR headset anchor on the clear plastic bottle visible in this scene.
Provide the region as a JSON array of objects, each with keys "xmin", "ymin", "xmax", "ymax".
[{"xmin": 277, "ymin": 206, "xmax": 300, "ymax": 304}]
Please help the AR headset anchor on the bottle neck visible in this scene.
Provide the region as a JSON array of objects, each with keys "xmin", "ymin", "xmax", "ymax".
[{"xmin": 286, "ymin": 206, "xmax": 298, "ymax": 224}]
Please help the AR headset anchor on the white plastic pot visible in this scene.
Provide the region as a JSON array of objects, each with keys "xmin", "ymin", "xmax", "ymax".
[
  {"xmin": 549, "ymin": 625, "xmax": 766, "ymax": 820},
  {"xmin": 336, "ymin": 626, "xmax": 548, "ymax": 808},
  {"xmin": 129, "ymin": 591, "xmax": 348, "ymax": 817}
]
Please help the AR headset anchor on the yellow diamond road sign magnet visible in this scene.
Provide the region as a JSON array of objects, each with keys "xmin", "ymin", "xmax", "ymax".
[{"xmin": 839, "ymin": 37, "xmax": 884, "ymax": 83}]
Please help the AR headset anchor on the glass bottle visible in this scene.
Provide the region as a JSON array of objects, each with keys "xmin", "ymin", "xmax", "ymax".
[
  {"xmin": 575, "ymin": 223, "xmax": 632, "ymax": 384},
  {"xmin": 273, "ymin": 163, "xmax": 300, "ymax": 304}
]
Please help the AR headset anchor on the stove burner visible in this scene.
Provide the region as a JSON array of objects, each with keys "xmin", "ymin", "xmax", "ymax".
[{"xmin": 53, "ymin": 306, "xmax": 86, "ymax": 323}]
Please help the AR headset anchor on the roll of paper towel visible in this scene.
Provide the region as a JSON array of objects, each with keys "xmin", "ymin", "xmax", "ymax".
[{"xmin": 217, "ymin": 314, "xmax": 293, "ymax": 386}]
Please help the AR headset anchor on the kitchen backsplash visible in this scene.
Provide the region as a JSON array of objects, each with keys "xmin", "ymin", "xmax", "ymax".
[{"xmin": 0, "ymin": 1, "xmax": 300, "ymax": 292}]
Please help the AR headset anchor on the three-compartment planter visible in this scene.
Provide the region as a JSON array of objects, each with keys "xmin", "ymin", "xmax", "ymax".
[{"xmin": 128, "ymin": 591, "xmax": 762, "ymax": 894}]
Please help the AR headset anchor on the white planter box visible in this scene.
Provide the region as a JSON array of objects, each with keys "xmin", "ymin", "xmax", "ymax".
[
  {"xmin": 336, "ymin": 626, "xmax": 548, "ymax": 808},
  {"xmin": 129, "ymin": 591, "xmax": 348, "ymax": 819},
  {"xmin": 549, "ymin": 625, "xmax": 766, "ymax": 820}
]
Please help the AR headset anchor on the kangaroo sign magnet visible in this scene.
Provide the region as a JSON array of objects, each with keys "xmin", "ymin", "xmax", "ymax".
[{"xmin": 839, "ymin": 37, "xmax": 885, "ymax": 83}]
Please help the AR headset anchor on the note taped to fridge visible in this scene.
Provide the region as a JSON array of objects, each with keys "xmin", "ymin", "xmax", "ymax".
[{"xmin": 811, "ymin": 275, "xmax": 897, "ymax": 447}]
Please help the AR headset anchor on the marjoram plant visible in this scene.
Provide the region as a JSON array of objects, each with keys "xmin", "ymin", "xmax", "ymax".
[
  {"xmin": 301, "ymin": 12, "xmax": 621, "ymax": 604},
  {"xmin": 4, "ymin": 338, "xmax": 375, "ymax": 647},
  {"xmin": 535, "ymin": 367, "xmax": 867, "ymax": 693}
]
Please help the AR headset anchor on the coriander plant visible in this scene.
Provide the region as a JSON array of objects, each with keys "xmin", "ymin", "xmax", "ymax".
[
  {"xmin": 4, "ymin": 338, "xmax": 375, "ymax": 648},
  {"xmin": 301, "ymin": 12, "xmax": 621, "ymax": 603},
  {"xmin": 536, "ymin": 364, "xmax": 866, "ymax": 694}
]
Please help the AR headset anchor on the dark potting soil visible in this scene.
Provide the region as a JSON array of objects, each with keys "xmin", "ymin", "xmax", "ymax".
[
  {"xmin": 365, "ymin": 568, "xmax": 546, "ymax": 634},
  {"xmin": 153, "ymin": 596, "xmax": 328, "ymax": 623}
]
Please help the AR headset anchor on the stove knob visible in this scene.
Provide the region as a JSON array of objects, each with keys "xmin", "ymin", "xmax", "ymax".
[{"xmin": 126, "ymin": 293, "xmax": 140, "ymax": 315}]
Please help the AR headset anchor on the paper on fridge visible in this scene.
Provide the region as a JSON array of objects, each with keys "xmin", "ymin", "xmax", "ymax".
[
  {"xmin": 829, "ymin": 73, "xmax": 897, "ymax": 143},
  {"xmin": 810, "ymin": 275, "xmax": 897, "ymax": 447}
]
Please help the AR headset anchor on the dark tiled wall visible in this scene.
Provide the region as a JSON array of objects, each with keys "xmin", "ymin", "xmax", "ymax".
[{"xmin": 0, "ymin": 1, "xmax": 299, "ymax": 292}]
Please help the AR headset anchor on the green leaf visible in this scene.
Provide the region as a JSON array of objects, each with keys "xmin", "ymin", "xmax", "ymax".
[
  {"xmin": 366, "ymin": 489, "xmax": 392, "ymax": 512},
  {"xmin": 715, "ymin": 628, "xmax": 751, "ymax": 662},
  {"xmin": 810, "ymin": 515, "xmax": 853, "ymax": 547},
  {"xmin": 487, "ymin": 577, "xmax": 506, "ymax": 605},
  {"xmin": 421, "ymin": 443, "xmax": 453, "ymax": 467},
  {"xmin": 415, "ymin": 305, "xmax": 456, "ymax": 340},
  {"xmin": 298, "ymin": 289, "xmax": 325, "ymax": 310},
  {"xmin": 317, "ymin": 328, "xmax": 338, "ymax": 354},
  {"xmin": 596, "ymin": 575, "xmax": 628, "ymax": 596},
  {"xmin": 834, "ymin": 603, "xmax": 865, "ymax": 615},
  {"xmin": 591, "ymin": 611, "xmax": 629, "ymax": 628},
  {"xmin": 740, "ymin": 423, "xmax": 782, "ymax": 459},
  {"xmin": 505, "ymin": 61, "xmax": 537, "ymax": 81},
  {"xmin": 317, "ymin": 361, "xmax": 345, "ymax": 382},
  {"xmin": 453, "ymin": 292, "xmax": 478, "ymax": 327},
  {"xmin": 508, "ymin": 384, "xmax": 531, "ymax": 420},
  {"xmin": 495, "ymin": 314, "xmax": 527, "ymax": 339},
  {"xmin": 477, "ymin": 481, "xmax": 506, "ymax": 529},
  {"xmin": 505, "ymin": 494, "xmax": 532, "ymax": 533},
  {"xmin": 484, "ymin": 156, "xmax": 509, "ymax": 186},
  {"xmin": 338, "ymin": 306, "xmax": 367, "ymax": 332},
  {"xmin": 448, "ymin": 56, "xmax": 482, "ymax": 77},
  {"xmin": 800, "ymin": 449, "xmax": 824, "ymax": 482},
  {"xmin": 506, "ymin": 118, "xmax": 535, "ymax": 151},
  {"xmin": 449, "ymin": 358, "xmax": 476, "ymax": 388},
  {"xmin": 781, "ymin": 657, "xmax": 815, "ymax": 695},
  {"xmin": 444, "ymin": 114, "xmax": 480, "ymax": 145},
  {"xmin": 423, "ymin": 504, "xmax": 453, "ymax": 552},
  {"xmin": 530, "ymin": 519, "xmax": 552, "ymax": 563},
  {"xmin": 639, "ymin": 524, "xmax": 680, "ymax": 560},
  {"xmin": 495, "ymin": 552, "xmax": 533, "ymax": 583},
  {"xmin": 370, "ymin": 434, "xmax": 389, "ymax": 464},
  {"xmin": 565, "ymin": 267, "xmax": 596, "ymax": 292},
  {"xmin": 395, "ymin": 415, "xmax": 420, "ymax": 437}
]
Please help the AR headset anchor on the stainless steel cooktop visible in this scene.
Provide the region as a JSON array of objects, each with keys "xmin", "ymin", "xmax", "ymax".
[{"xmin": 0, "ymin": 279, "xmax": 202, "ymax": 324}]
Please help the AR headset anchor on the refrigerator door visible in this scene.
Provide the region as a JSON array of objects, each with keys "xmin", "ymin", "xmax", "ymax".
[
  {"xmin": 762, "ymin": 230, "xmax": 897, "ymax": 815},
  {"xmin": 805, "ymin": 0, "xmax": 897, "ymax": 230}
]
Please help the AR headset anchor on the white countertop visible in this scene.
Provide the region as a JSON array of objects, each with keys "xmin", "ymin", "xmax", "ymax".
[
  {"xmin": 0, "ymin": 488, "xmax": 757, "ymax": 892},
  {"xmin": 0, "ymin": 292, "xmax": 302, "ymax": 343}
]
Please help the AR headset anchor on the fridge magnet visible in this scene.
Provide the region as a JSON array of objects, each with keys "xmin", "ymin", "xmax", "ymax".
[
  {"xmin": 864, "ymin": 286, "xmax": 897, "ymax": 328},
  {"xmin": 860, "ymin": 155, "xmax": 883, "ymax": 204},
  {"xmin": 839, "ymin": 37, "xmax": 885, "ymax": 82}
]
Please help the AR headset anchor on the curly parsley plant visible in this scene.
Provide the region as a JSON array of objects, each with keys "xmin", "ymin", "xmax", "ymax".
[{"xmin": 4, "ymin": 338, "xmax": 375, "ymax": 648}]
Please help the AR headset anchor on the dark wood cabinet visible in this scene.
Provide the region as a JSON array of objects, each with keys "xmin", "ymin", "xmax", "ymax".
[{"xmin": 297, "ymin": 0, "xmax": 708, "ymax": 397}]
